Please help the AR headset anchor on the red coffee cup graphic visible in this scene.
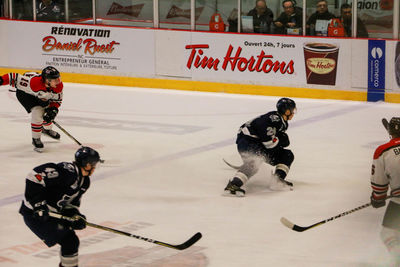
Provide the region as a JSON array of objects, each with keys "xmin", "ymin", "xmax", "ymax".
[{"xmin": 303, "ymin": 43, "xmax": 339, "ymax": 86}]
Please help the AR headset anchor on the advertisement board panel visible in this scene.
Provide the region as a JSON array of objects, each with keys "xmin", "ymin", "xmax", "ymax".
[
  {"xmin": 186, "ymin": 32, "xmax": 352, "ymax": 88},
  {"xmin": 367, "ymin": 39, "xmax": 385, "ymax": 101},
  {"xmin": 0, "ymin": 20, "xmax": 155, "ymax": 77}
]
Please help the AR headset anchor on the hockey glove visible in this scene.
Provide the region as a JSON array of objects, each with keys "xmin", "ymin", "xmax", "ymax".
[
  {"xmin": 61, "ymin": 207, "xmax": 87, "ymax": 230},
  {"xmin": 276, "ymin": 132, "xmax": 290, "ymax": 147},
  {"xmin": 43, "ymin": 107, "xmax": 58, "ymax": 123},
  {"xmin": 32, "ymin": 200, "xmax": 50, "ymax": 222},
  {"xmin": 0, "ymin": 76, "xmax": 3, "ymax": 86},
  {"xmin": 370, "ymin": 193, "xmax": 386, "ymax": 208}
]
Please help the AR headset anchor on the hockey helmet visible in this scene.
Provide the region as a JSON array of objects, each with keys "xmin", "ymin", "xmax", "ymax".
[
  {"xmin": 41, "ymin": 66, "xmax": 60, "ymax": 80},
  {"xmin": 388, "ymin": 117, "xmax": 400, "ymax": 136},
  {"xmin": 75, "ymin": 146, "xmax": 101, "ymax": 168},
  {"xmin": 276, "ymin": 98, "xmax": 296, "ymax": 115}
]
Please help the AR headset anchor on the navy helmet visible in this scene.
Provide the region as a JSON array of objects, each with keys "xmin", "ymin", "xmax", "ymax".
[
  {"xmin": 41, "ymin": 66, "xmax": 60, "ymax": 80},
  {"xmin": 276, "ymin": 98, "xmax": 296, "ymax": 115},
  {"xmin": 388, "ymin": 117, "xmax": 400, "ymax": 136},
  {"xmin": 75, "ymin": 146, "xmax": 101, "ymax": 167}
]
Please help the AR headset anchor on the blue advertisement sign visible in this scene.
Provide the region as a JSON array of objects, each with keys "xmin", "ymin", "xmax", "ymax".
[{"xmin": 367, "ymin": 40, "xmax": 385, "ymax": 102}]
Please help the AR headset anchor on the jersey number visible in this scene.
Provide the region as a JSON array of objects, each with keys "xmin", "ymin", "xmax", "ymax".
[
  {"xmin": 266, "ymin": 127, "xmax": 276, "ymax": 136},
  {"xmin": 19, "ymin": 78, "xmax": 29, "ymax": 87},
  {"xmin": 44, "ymin": 167, "xmax": 59, "ymax": 178}
]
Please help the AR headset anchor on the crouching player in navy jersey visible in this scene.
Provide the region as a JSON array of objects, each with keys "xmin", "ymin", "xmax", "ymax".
[
  {"xmin": 19, "ymin": 147, "xmax": 101, "ymax": 267},
  {"xmin": 224, "ymin": 98, "xmax": 296, "ymax": 196}
]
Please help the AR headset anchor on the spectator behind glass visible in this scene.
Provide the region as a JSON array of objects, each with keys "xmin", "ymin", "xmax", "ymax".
[
  {"xmin": 247, "ymin": 0, "xmax": 274, "ymax": 34},
  {"xmin": 37, "ymin": 0, "xmax": 63, "ymax": 22},
  {"xmin": 306, "ymin": 0, "xmax": 335, "ymax": 36},
  {"xmin": 14, "ymin": 0, "xmax": 34, "ymax": 20},
  {"xmin": 228, "ymin": 8, "xmax": 239, "ymax": 32},
  {"xmin": 274, "ymin": 0, "xmax": 302, "ymax": 35},
  {"xmin": 340, "ymin": 3, "xmax": 368, "ymax": 38}
]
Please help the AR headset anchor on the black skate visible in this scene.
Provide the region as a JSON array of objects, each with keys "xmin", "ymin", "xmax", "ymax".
[
  {"xmin": 42, "ymin": 129, "xmax": 60, "ymax": 140},
  {"xmin": 224, "ymin": 181, "xmax": 245, "ymax": 197},
  {"xmin": 32, "ymin": 138, "xmax": 44, "ymax": 153},
  {"xmin": 270, "ymin": 171, "xmax": 293, "ymax": 191}
]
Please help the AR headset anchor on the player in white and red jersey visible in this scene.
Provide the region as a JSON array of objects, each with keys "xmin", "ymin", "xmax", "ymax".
[
  {"xmin": 370, "ymin": 117, "xmax": 400, "ymax": 263},
  {"xmin": 0, "ymin": 66, "xmax": 63, "ymax": 152}
]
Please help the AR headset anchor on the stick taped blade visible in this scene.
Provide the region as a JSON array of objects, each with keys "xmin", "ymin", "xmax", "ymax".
[{"xmin": 280, "ymin": 217, "xmax": 295, "ymax": 229}]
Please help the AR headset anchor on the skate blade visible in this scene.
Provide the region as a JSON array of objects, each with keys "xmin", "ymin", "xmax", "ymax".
[
  {"xmin": 269, "ymin": 181, "xmax": 293, "ymax": 191},
  {"xmin": 223, "ymin": 190, "xmax": 245, "ymax": 197},
  {"xmin": 43, "ymin": 133, "xmax": 60, "ymax": 140},
  {"xmin": 34, "ymin": 147, "xmax": 44, "ymax": 153}
]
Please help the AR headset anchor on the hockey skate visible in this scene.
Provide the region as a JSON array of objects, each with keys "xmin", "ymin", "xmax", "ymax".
[
  {"xmin": 278, "ymin": 177, "xmax": 293, "ymax": 187},
  {"xmin": 42, "ymin": 129, "xmax": 60, "ymax": 140},
  {"xmin": 269, "ymin": 171, "xmax": 293, "ymax": 191},
  {"xmin": 224, "ymin": 181, "xmax": 245, "ymax": 197},
  {"xmin": 32, "ymin": 138, "xmax": 44, "ymax": 153}
]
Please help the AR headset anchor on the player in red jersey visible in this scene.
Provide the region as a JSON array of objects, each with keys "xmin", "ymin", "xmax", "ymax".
[{"xmin": 0, "ymin": 66, "xmax": 63, "ymax": 152}]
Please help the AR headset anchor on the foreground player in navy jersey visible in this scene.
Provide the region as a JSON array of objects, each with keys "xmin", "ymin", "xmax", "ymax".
[
  {"xmin": 19, "ymin": 147, "xmax": 101, "ymax": 267},
  {"xmin": 224, "ymin": 98, "xmax": 296, "ymax": 196}
]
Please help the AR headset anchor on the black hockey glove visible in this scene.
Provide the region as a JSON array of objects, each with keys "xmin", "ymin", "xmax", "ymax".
[
  {"xmin": 370, "ymin": 194, "xmax": 386, "ymax": 208},
  {"xmin": 276, "ymin": 132, "xmax": 290, "ymax": 148},
  {"xmin": 32, "ymin": 201, "xmax": 49, "ymax": 222},
  {"xmin": 0, "ymin": 76, "xmax": 3, "ymax": 86},
  {"xmin": 43, "ymin": 107, "xmax": 58, "ymax": 123},
  {"xmin": 61, "ymin": 207, "xmax": 87, "ymax": 230}
]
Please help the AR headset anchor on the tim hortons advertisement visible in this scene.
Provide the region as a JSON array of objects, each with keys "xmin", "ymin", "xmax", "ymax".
[
  {"xmin": 1, "ymin": 20, "xmax": 155, "ymax": 76},
  {"xmin": 186, "ymin": 33, "xmax": 351, "ymax": 88}
]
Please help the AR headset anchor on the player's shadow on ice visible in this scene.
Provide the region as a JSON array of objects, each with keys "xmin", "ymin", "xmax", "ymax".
[
  {"xmin": 223, "ymin": 163, "xmax": 310, "ymax": 196},
  {"xmin": 0, "ymin": 140, "xmax": 61, "ymax": 157}
]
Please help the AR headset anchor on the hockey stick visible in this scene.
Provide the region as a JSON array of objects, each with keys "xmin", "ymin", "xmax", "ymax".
[
  {"xmin": 53, "ymin": 121, "xmax": 105, "ymax": 163},
  {"xmin": 53, "ymin": 121, "xmax": 82, "ymax": 146},
  {"xmin": 222, "ymin": 158, "xmax": 242, "ymax": 169},
  {"xmin": 280, "ymin": 201, "xmax": 376, "ymax": 232},
  {"xmin": 49, "ymin": 212, "xmax": 202, "ymax": 250}
]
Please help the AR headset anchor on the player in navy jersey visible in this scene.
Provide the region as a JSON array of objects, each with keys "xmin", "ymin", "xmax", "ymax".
[
  {"xmin": 19, "ymin": 147, "xmax": 100, "ymax": 267},
  {"xmin": 370, "ymin": 117, "xmax": 400, "ymax": 263},
  {"xmin": 0, "ymin": 66, "xmax": 63, "ymax": 152},
  {"xmin": 224, "ymin": 98, "xmax": 296, "ymax": 196}
]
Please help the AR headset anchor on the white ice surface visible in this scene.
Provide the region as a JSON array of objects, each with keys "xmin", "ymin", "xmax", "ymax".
[{"xmin": 0, "ymin": 83, "xmax": 398, "ymax": 267}]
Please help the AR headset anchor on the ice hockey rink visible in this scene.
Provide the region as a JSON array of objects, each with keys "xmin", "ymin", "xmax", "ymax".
[{"xmin": 0, "ymin": 82, "xmax": 399, "ymax": 267}]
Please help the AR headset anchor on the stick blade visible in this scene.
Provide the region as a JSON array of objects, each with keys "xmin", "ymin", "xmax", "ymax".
[
  {"xmin": 175, "ymin": 232, "xmax": 202, "ymax": 250},
  {"xmin": 157, "ymin": 232, "xmax": 202, "ymax": 250},
  {"xmin": 280, "ymin": 217, "xmax": 309, "ymax": 232},
  {"xmin": 280, "ymin": 217, "xmax": 295, "ymax": 229}
]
